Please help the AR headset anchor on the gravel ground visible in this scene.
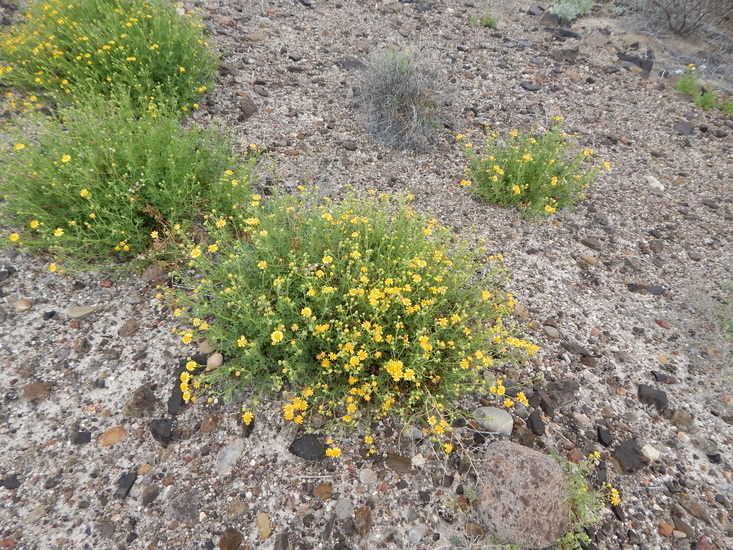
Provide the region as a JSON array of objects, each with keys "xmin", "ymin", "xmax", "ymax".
[{"xmin": 0, "ymin": 0, "xmax": 732, "ymax": 549}]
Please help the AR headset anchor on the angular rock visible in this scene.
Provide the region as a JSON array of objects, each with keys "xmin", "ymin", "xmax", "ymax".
[
  {"xmin": 100, "ymin": 426, "xmax": 128, "ymax": 447},
  {"xmin": 474, "ymin": 406, "xmax": 513, "ymax": 435},
  {"xmin": 385, "ymin": 454, "xmax": 413, "ymax": 474},
  {"xmin": 219, "ymin": 527, "xmax": 244, "ymax": 550},
  {"xmin": 521, "ymin": 82, "xmax": 541, "ymax": 91},
  {"xmin": 167, "ymin": 488, "xmax": 202, "ymax": 523},
  {"xmin": 638, "ymin": 384, "xmax": 668, "ymax": 411},
  {"xmin": 527, "ymin": 411, "xmax": 546, "ymax": 435},
  {"xmin": 67, "ymin": 305, "xmax": 95, "ymax": 319},
  {"xmin": 22, "ymin": 382, "xmax": 53, "ymax": 404},
  {"xmin": 288, "ymin": 434, "xmax": 325, "ymax": 461},
  {"xmin": 123, "ymin": 386, "xmax": 158, "ymax": 418},
  {"xmin": 612, "ymin": 440, "xmax": 647, "ymax": 474},
  {"xmin": 149, "ymin": 419, "xmax": 173, "ymax": 448},
  {"xmin": 354, "ymin": 505, "xmax": 372, "ymax": 536},
  {"xmin": 117, "ymin": 319, "xmax": 139, "ymax": 337},
  {"xmin": 70, "ymin": 431, "xmax": 92, "ymax": 445},
  {"xmin": 478, "ymin": 441, "xmax": 570, "ymax": 548},
  {"xmin": 114, "ymin": 472, "xmax": 137, "ymax": 499},
  {"xmin": 141, "ymin": 263, "xmax": 165, "ymax": 281},
  {"xmin": 581, "ymin": 237, "xmax": 603, "ymax": 251},
  {"xmin": 141, "ymin": 485, "xmax": 160, "ymax": 507},
  {"xmin": 239, "ymin": 97, "xmax": 258, "ymax": 119},
  {"xmin": 273, "ymin": 531, "xmax": 289, "ymax": 550},
  {"xmin": 257, "ymin": 512, "xmax": 271, "ymax": 540},
  {"xmin": 597, "ymin": 426, "xmax": 613, "ymax": 447},
  {"xmin": 546, "ymin": 378, "xmax": 580, "ymax": 408},
  {"xmin": 216, "ymin": 438, "xmax": 245, "ymax": 475}
]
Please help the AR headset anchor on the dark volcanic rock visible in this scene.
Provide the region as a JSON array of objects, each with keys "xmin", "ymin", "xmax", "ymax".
[
  {"xmin": 527, "ymin": 411, "xmax": 546, "ymax": 435},
  {"xmin": 114, "ymin": 472, "xmax": 137, "ymax": 499},
  {"xmin": 149, "ymin": 418, "xmax": 174, "ymax": 447},
  {"xmin": 612, "ymin": 440, "xmax": 647, "ymax": 474},
  {"xmin": 638, "ymin": 384, "xmax": 668, "ymax": 411},
  {"xmin": 288, "ymin": 434, "xmax": 326, "ymax": 461}
]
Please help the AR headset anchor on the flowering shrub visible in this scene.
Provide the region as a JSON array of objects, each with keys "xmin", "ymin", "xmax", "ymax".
[
  {"xmin": 168, "ymin": 190, "xmax": 537, "ymax": 433},
  {"xmin": 0, "ymin": 0, "xmax": 214, "ymax": 111},
  {"xmin": 1, "ymin": 98, "xmax": 254, "ymax": 265},
  {"xmin": 675, "ymin": 64, "xmax": 731, "ymax": 112},
  {"xmin": 460, "ymin": 124, "xmax": 608, "ymax": 217}
]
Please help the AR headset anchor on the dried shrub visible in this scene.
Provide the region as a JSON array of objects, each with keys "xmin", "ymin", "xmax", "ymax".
[
  {"xmin": 637, "ymin": 0, "xmax": 733, "ymax": 37},
  {"xmin": 355, "ymin": 48, "xmax": 442, "ymax": 151}
]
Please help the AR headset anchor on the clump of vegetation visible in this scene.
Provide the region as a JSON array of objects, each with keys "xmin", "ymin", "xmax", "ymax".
[
  {"xmin": 0, "ymin": 0, "xmax": 215, "ymax": 111},
  {"xmin": 167, "ymin": 190, "xmax": 538, "ymax": 438},
  {"xmin": 551, "ymin": 0, "xmax": 594, "ymax": 22},
  {"xmin": 469, "ymin": 11, "xmax": 498, "ymax": 29},
  {"xmin": 675, "ymin": 63, "xmax": 733, "ymax": 111},
  {"xmin": 555, "ymin": 452, "xmax": 619, "ymax": 550},
  {"xmin": 1, "ymin": 97, "xmax": 254, "ymax": 265},
  {"xmin": 459, "ymin": 123, "xmax": 608, "ymax": 217},
  {"xmin": 355, "ymin": 48, "xmax": 442, "ymax": 151},
  {"xmin": 636, "ymin": 0, "xmax": 733, "ymax": 37}
]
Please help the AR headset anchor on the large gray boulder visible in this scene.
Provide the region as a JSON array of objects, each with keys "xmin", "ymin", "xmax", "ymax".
[{"xmin": 478, "ymin": 440, "xmax": 570, "ymax": 548}]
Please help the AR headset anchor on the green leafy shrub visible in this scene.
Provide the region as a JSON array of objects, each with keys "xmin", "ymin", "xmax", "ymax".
[
  {"xmin": 0, "ymin": 0, "xmax": 214, "ymax": 111},
  {"xmin": 555, "ymin": 452, "xmax": 619, "ymax": 550},
  {"xmin": 355, "ymin": 48, "xmax": 442, "ymax": 151},
  {"xmin": 1, "ymin": 97, "xmax": 254, "ymax": 265},
  {"xmin": 469, "ymin": 11, "xmax": 498, "ymax": 28},
  {"xmin": 168, "ymin": 191, "xmax": 537, "ymax": 434},
  {"xmin": 460, "ymin": 124, "xmax": 608, "ymax": 217},
  {"xmin": 674, "ymin": 64, "xmax": 730, "ymax": 112},
  {"xmin": 551, "ymin": 0, "xmax": 594, "ymax": 22},
  {"xmin": 674, "ymin": 64, "xmax": 700, "ymax": 95}
]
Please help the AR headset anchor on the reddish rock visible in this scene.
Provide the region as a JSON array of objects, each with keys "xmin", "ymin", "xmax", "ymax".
[
  {"xmin": 100, "ymin": 426, "xmax": 128, "ymax": 447},
  {"xmin": 658, "ymin": 523, "xmax": 674, "ymax": 537},
  {"xmin": 655, "ymin": 319, "xmax": 672, "ymax": 329}
]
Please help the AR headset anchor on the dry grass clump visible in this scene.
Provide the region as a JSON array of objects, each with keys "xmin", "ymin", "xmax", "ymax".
[{"xmin": 354, "ymin": 48, "xmax": 442, "ymax": 151}]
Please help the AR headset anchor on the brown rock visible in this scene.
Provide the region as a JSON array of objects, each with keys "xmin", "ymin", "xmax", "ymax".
[
  {"xmin": 117, "ymin": 319, "xmax": 139, "ymax": 337},
  {"xmin": 22, "ymin": 382, "xmax": 53, "ymax": 404},
  {"xmin": 658, "ymin": 523, "xmax": 674, "ymax": 537},
  {"xmin": 354, "ymin": 505, "xmax": 373, "ymax": 536},
  {"xmin": 239, "ymin": 97, "xmax": 258, "ymax": 119},
  {"xmin": 385, "ymin": 454, "xmax": 413, "ymax": 474},
  {"xmin": 478, "ymin": 441, "xmax": 570, "ymax": 548},
  {"xmin": 122, "ymin": 386, "xmax": 158, "ymax": 418},
  {"xmin": 200, "ymin": 415, "xmax": 219, "ymax": 433},
  {"xmin": 219, "ymin": 527, "xmax": 244, "ymax": 550},
  {"xmin": 141, "ymin": 263, "xmax": 165, "ymax": 281},
  {"xmin": 314, "ymin": 483, "xmax": 332, "ymax": 500},
  {"xmin": 100, "ymin": 426, "xmax": 128, "ymax": 447},
  {"xmin": 14, "ymin": 299, "xmax": 32, "ymax": 312}
]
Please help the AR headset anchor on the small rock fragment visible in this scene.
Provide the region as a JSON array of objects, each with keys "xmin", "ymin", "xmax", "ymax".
[
  {"xmin": 385, "ymin": 454, "xmax": 413, "ymax": 474},
  {"xmin": 149, "ymin": 419, "xmax": 174, "ymax": 447},
  {"xmin": 257, "ymin": 512, "xmax": 272, "ymax": 540},
  {"xmin": 14, "ymin": 299, "xmax": 32, "ymax": 312},
  {"xmin": 117, "ymin": 319, "xmax": 139, "ymax": 337},
  {"xmin": 219, "ymin": 527, "xmax": 244, "ymax": 550},
  {"xmin": 100, "ymin": 426, "xmax": 128, "ymax": 447},
  {"xmin": 67, "ymin": 305, "xmax": 95, "ymax": 319},
  {"xmin": 354, "ymin": 505, "xmax": 373, "ymax": 536},
  {"xmin": 638, "ymin": 384, "xmax": 668, "ymax": 411},
  {"xmin": 114, "ymin": 472, "xmax": 137, "ymax": 499},
  {"xmin": 207, "ymin": 352, "xmax": 223, "ymax": 368},
  {"xmin": 123, "ymin": 386, "xmax": 158, "ymax": 418},
  {"xmin": 22, "ymin": 382, "xmax": 53, "ymax": 404},
  {"xmin": 216, "ymin": 439, "xmax": 245, "ymax": 475}
]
